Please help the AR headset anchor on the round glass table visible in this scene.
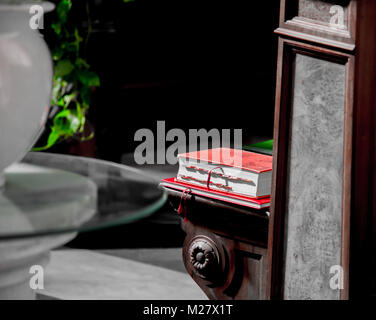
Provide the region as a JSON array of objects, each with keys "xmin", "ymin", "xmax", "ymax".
[{"xmin": 0, "ymin": 152, "xmax": 167, "ymax": 299}]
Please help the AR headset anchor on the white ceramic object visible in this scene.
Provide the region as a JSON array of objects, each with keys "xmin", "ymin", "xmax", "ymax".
[{"xmin": 0, "ymin": 2, "xmax": 54, "ymax": 186}]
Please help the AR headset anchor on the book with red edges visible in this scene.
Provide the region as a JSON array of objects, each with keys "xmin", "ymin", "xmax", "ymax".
[
  {"xmin": 161, "ymin": 178, "xmax": 270, "ymax": 209},
  {"xmin": 177, "ymin": 148, "xmax": 272, "ymax": 198}
]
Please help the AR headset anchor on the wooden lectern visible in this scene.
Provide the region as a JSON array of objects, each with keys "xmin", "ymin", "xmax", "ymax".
[
  {"xmin": 166, "ymin": 0, "xmax": 376, "ymax": 300},
  {"xmin": 268, "ymin": 0, "xmax": 376, "ymax": 299}
]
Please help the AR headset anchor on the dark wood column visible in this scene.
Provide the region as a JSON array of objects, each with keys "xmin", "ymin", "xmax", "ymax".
[
  {"xmin": 268, "ymin": 0, "xmax": 376, "ymax": 300},
  {"xmin": 349, "ymin": 0, "xmax": 376, "ymax": 299}
]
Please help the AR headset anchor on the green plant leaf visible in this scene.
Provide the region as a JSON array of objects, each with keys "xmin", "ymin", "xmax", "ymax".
[
  {"xmin": 62, "ymin": 92, "xmax": 76, "ymax": 108},
  {"xmin": 56, "ymin": 0, "xmax": 72, "ymax": 24},
  {"xmin": 55, "ymin": 59, "xmax": 75, "ymax": 77},
  {"xmin": 75, "ymin": 57, "xmax": 90, "ymax": 69},
  {"xmin": 248, "ymin": 139, "xmax": 274, "ymax": 150},
  {"xmin": 75, "ymin": 101, "xmax": 85, "ymax": 133},
  {"xmin": 80, "ymin": 85, "xmax": 91, "ymax": 108},
  {"xmin": 32, "ymin": 131, "xmax": 61, "ymax": 151},
  {"xmin": 51, "ymin": 22, "xmax": 62, "ymax": 35},
  {"xmin": 34, "ymin": 0, "xmax": 97, "ymax": 151},
  {"xmin": 73, "ymin": 28, "xmax": 83, "ymax": 54},
  {"xmin": 78, "ymin": 70, "xmax": 100, "ymax": 87},
  {"xmin": 52, "ymin": 47, "xmax": 64, "ymax": 61},
  {"xmin": 53, "ymin": 109, "xmax": 81, "ymax": 135},
  {"xmin": 243, "ymin": 139, "xmax": 273, "ymax": 155},
  {"xmin": 51, "ymin": 80, "xmax": 62, "ymax": 105},
  {"xmin": 47, "ymin": 130, "xmax": 61, "ymax": 147}
]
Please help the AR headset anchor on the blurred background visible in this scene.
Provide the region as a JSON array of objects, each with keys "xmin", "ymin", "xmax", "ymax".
[{"xmin": 37, "ymin": 0, "xmax": 280, "ymax": 257}]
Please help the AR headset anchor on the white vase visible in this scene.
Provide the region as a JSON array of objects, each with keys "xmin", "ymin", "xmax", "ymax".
[{"xmin": 0, "ymin": 2, "xmax": 54, "ymax": 186}]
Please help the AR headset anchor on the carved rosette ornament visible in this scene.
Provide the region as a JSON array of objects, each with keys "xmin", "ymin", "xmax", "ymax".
[{"xmin": 187, "ymin": 236, "xmax": 221, "ymax": 279}]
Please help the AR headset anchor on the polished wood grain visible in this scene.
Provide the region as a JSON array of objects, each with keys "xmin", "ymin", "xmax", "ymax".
[
  {"xmin": 269, "ymin": 0, "xmax": 376, "ymax": 299},
  {"xmin": 277, "ymin": 0, "xmax": 356, "ymax": 51},
  {"xmin": 349, "ymin": 0, "xmax": 376, "ymax": 298},
  {"xmin": 165, "ymin": 188, "xmax": 269, "ymax": 299}
]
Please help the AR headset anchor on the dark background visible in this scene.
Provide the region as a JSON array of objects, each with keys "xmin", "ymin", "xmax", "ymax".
[
  {"xmin": 42, "ymin": 0, "xmax": 281, "ymax": 248},
  {"xmin": 44, "ymin": 0, "xmax": 280, "ymax": 162}
]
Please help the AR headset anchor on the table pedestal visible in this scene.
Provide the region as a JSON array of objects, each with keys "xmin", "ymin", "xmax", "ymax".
[
  {"xmin": 0, "ymin": 161, "xmax": 97, "ymax": 300},
  {"xmin": 0, "ymin": 233, "xmax": 76, "ymax": 300}
]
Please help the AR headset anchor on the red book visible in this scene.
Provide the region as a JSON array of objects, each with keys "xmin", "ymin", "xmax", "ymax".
[
  {"xmin": 161, "ymin": 178, "xmax": 270, "ymax": 210},
  {"xmin": 177, "ymin": 148, "xmax": 272, "ymax": 198}
]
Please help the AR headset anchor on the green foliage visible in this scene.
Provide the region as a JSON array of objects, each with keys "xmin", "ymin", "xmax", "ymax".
[
  {"xmin": 243, "ymin": 139, "xmax": 273, "ymax": 155},
  {"xmin": 248, "ymin": 139, "xmax": 273, "ymax": 150},
  {"xmin": 33, "ymin": 0, "xmax": 99, "ymax": 151}
]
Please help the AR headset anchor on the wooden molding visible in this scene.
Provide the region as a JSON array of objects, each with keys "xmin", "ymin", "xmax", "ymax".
[{"xmin": 267, "ymin": 38, "xmax": 354, "ymax": 300}]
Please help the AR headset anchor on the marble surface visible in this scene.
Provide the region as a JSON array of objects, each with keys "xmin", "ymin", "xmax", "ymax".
[
  {"xmin": 283, "ymin": 53, "xmax": 345, "ymax": 300},
  {"xmin": 0, "ymin": 233, "xmax": 76, "ymax": 299},
  {"xmin": 99, "ymin": 248, "xmax": 186, "ymax": 273},
  {"xmin": 298, "ymin": 0, "xmax": 349, "ymax": 28},
  {"xmin": 37, "ymin": 249, "xmax": 207, "ymax": 300}
]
